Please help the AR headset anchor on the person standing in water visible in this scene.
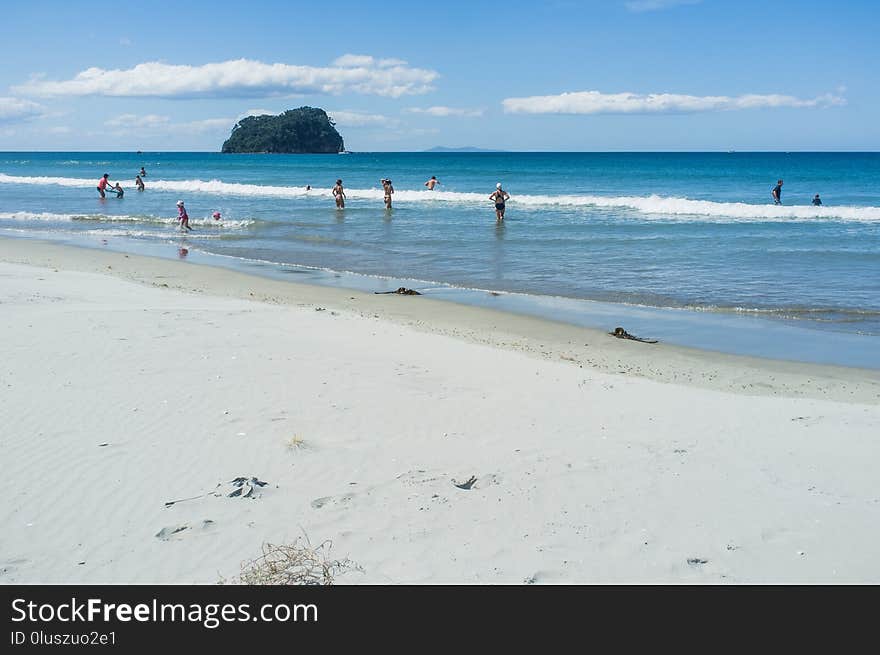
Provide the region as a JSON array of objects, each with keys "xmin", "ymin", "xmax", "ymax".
[
  {"xmin": 135, "ymin": 175, "xmax": 145, "ymax": 191},
  {"xmin": 113, "ymin": 182, "xmax": 124, "ymax": 198},
  {"xmin": 176, "ymin": 200, "xmax": 193, "ymax": 231},
  {"xmin": 771, "ymin": 179, "xmax": 783, "ymax": 205},
  {"xmin": 381, "ymin": 178, "xmax": 394, "ymax": 209},
  {"xmin": 96, "ymin": 173, "xmax": 111, "ymax": 198},
  {"xmin": 489, "ymin": 182, "xmax": 510, "ymax": 221},
  {"xmin": 812, "ymin": 194, "xmax": 822, "ymax": 206},
  {"xmin": 333, "ymin": 179, "xmax": 345, "ymax": 208},
  {"xmin": 140, "ymin": 167, "xmax": 147, "ymax": 177},
  {"xmin": 424, "ymin": 175, "xmax": 439, "ymax": 190}
]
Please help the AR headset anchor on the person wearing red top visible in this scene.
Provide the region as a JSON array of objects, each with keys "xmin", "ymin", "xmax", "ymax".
[{"xmin": 96, "ymin": 173, "xmax": 111, "ymax": 198}]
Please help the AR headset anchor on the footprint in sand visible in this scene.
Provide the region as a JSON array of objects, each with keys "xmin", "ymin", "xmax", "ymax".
[
  {"xmin": 155, "ymin": 520, "xmax": 215, "ymax": 541},
  {"xmin": 310, "ymin": 493, "xmax": 355, "ymax": 509}
]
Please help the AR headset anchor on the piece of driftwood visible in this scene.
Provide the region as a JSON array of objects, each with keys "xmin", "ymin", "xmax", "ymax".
[
  {"xmin": 374, "ymin": 287, "xmax": 421, "ymax": 295},
  {"xmin": 609, "ymin": 326, "xmax": 658, "ymax": 344}
]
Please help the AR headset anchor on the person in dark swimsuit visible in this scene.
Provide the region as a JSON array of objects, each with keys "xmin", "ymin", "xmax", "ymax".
[
  {"xmin": 332, "ymin": 179, "xmax": 345, "ymax": 208},
  {"xmin": 771, "ymin": 179, "xmax": 783, "ymax": 205},
  {"xmin": 812, "ymin": 194, "xmax": 822, "ymax": 206},
  {"xmin": 381, "ymin": 178, "xmax": 394, "ymax": 209},
  {"xmin": 489, "ymin": 183, "xmax": 510, "ymax": 221}
]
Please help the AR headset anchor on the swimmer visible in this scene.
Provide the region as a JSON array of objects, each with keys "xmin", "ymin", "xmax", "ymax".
[
  {"xmin": 135, "ymin": 175, "xmax": 144, "ymax": 191},
  {"xmin": 139, "ymin": 167, "xmax": 147, "ymax": 177},
  {"xmin": 212, "ymin": 211, "xmax": 222, "ymax": 220},
  {"xmin": 306, "ymin": 185, "xmax": 311, "ymax": 191},
  {"xmin": 489, "ymin": 182, "xmax": 510, "ymax": 221},
  {"xmin": 96, "ymin": 173, "xmax": 111, "ymax": 198},
  {"xmin": 332, "ymin": 179, "xmax": 345, "ymax": 208},
  {"xmin": 176, "ymin": 200, "xmax": 193, "ymax": 231},
  {"xmin": 113, "ymin": 182, "xmax": 124, "ymax": 198},
  {"xmin": 812, "ymin": 194, "xmax": 822, "ymax": 206},
  {"xmin": 424, "ymin": 175, "xmax": 439, "ymax": 190},
  {"xmin": 381, "ymin": 178, "xmax": 394, "ymax": 209}
]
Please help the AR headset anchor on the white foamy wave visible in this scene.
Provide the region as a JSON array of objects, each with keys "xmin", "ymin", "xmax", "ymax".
[
  {"xmin": 0, "ymin": 173, "xmax": 97, "ymax": 188},
  {"xmin": 80, "ymin": 228, "xmax": 230, "ymax": 240},
  {"xmin": 3, "ymin": 172, "xmax": 880, "ymax": 222},
  {"xmin": 0, "ymin": 210, "xmax": 253, "ymax": 228}
]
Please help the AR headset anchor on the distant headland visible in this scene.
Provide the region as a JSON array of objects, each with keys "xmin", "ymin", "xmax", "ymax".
[{"xmin": 221, "ymin": 107, "xmax": 344, "ymax": 154}]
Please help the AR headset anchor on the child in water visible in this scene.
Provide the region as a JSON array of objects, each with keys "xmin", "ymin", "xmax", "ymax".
[
  {"xmin": 176, "ymin": 200, "xmax": 193, "ymax": 231},
  {"xmin": 113, "ymin": 183, "xmax": 124, "ymax": 198}
]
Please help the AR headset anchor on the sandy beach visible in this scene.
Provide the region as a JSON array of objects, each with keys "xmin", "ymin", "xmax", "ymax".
[{"xmin": 1, "ymin": 236, "xmax": 879, "ymax": 584}]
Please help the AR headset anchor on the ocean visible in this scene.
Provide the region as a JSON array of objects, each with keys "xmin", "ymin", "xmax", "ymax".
[{"xmin": 1, "ymin": 151, "xmax": 878, "ymax": 368}]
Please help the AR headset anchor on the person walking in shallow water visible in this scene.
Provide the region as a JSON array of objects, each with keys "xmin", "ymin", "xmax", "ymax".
[
  {"xmin": 333, "ymin": 179, "xmax": 345, "ymax": 208},
  {"xmin": 489, "ymin": 182, "xmax": 510, "ymax": 221},
  {"xmin": 771, "ymin": 179, "xmax": 783, "ymax": 205},
  {"xmin": 381, "ymin": 178, "xmax": 394, "ymax": 209},
  {"xmin": 425, "ymin": 175, "xmax": 439, "ymax": 190},
  {"xmin": 135, "ymin": 175, "xmax": 144, "ymax": 191},
  {"xmin": 176, "ymin": 200, "xmax": 193, "ymax": 231}
]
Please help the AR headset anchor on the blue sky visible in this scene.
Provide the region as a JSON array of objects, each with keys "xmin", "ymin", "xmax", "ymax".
[{"xmin": 0, "ymin": 0, "xmax": 877, "ymax": 151}]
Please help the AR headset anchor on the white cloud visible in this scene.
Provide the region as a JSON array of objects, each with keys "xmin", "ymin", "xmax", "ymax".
[
  {"xmin": 328, "ymin": 110, "xmax": 391, "ymax": 127},
  {"xmin": 625, "ymin": 0, "xmax": 701, "ymax": 12},
  {"xmin": 15, "ymin": 56, "xmax": 438, "ymax": 99},
  {"xmin": 333, "ymin": 55, "xmax": 408, "ymax": 68},
  {"xmin": 104, "ymin": 113, "xmax": 231, "ymax": 134},
  {"xmin": 238, "ymin": 108, "xmax": 275, "ymax": 119},
  {"xmin": 184, "ymin": 118, "xmax": 234, "ymax": 133},
  {"xmin": 502, "ymin": 90, "xmax": 846, "ymax": 115},
  {"xmin": 404, "ymin": 106, "xmax": 484, "ymax": 117},
  {"xmin": 106, "ymin": 113, "xmax": 171, "ymax": 129},
  {"xmin": 0, "ymin": 97, "xmax": 45, "ymax": 123},
  {"xmin": 47, "ymin": 126, "xmax": 71, "ymax": 134}
]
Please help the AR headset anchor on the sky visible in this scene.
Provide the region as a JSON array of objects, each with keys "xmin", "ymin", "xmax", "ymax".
[{"xmin": 0, "ymin": 0, "xmax": 877, "ymax": 151}]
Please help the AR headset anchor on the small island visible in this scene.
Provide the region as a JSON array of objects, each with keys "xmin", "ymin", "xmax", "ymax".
[{"xmin": 221, "ymin": 107, "xmax": 344, "ymax": 154}]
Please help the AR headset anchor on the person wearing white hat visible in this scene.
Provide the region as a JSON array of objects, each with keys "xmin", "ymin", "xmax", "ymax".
[
  {"xmin": 176, "ymin": 200, "xmax": 193, "ymax": 231},
  {"xmin": 489, "ymin": 182, "xmax": 510, "ymax": 222}
]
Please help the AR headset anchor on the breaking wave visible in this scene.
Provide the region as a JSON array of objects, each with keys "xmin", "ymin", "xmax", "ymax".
[
  {"xmin": 0, "ymin": 210, "xmax": 254, "ymax": 228},
  {"xmin": 3, "ymin": 173, "xmax": 880, "ymax": 222}
]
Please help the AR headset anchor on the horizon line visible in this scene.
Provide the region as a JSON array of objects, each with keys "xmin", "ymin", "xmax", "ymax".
[{"xmin": 2, "ymin": 149, "xmax": 880, "ymax": 154}]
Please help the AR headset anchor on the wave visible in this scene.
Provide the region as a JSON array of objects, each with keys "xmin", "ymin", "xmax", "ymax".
[
  {"xmin": 3, "ymin": 172, "xmax": 880, "ymax": 222},
  {"xmin": 0, "ymin": 210, "xmax": 254, "ymax": 228}
]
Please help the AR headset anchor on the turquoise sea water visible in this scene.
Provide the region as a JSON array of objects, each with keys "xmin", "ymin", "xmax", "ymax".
[{"xmin": 1, "ymin": 152, "xmax": 878, "ymax": 367}]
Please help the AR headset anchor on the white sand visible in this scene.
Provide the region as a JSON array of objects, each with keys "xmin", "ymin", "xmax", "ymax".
[{"xmin": 1, "ymin": 238, "xmax": 879, "ymax": 583}]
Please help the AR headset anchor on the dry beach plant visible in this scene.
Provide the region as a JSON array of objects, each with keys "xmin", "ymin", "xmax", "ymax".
[{"xmin": 235, "ymin": 540, "xmax": 355, "ymax": 585}]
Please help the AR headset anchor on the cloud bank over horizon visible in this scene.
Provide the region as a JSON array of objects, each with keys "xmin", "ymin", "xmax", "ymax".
[{"xmin": 502, "ymin": 90, "xmax": 846, "ymax": 115}]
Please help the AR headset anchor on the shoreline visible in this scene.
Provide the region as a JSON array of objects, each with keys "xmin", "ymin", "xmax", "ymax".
[
  {"xmin": 1, "ymin": 225, "xmax": 877, "ymax": 370},
  {"xmin": 1, "ymin": 236, "xmax": 878, "ymax": 403},
  {"xmin": 3, "ymin": 237, "xmax": 880, "ymax": 583}
]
